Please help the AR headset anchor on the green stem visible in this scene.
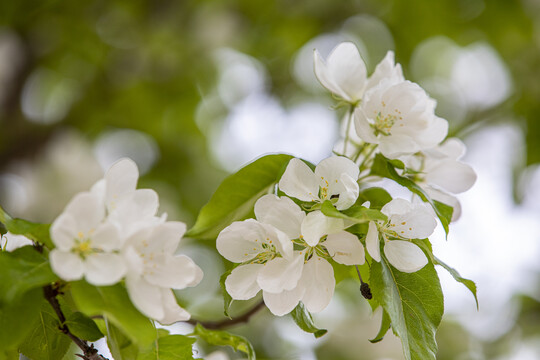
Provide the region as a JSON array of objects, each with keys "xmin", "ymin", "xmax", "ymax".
[{"xmin": 342, "ymin": 104, "xmax": 355, "ymax": 156}]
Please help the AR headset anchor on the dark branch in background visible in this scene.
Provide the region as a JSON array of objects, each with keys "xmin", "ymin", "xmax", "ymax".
[
  {"xmin": 187, "ymin": 300, "xmax": 266, "ymax": 330},
  {"xmin": 43, "ymin": 284, "xmax": 109, "ymax": 360}
]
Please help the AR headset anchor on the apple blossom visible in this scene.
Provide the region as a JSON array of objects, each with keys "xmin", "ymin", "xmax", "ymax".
[
  {"xmin": 49, "ymin": 192, "xmax": 126, "ymax": 285},
  {"xmin": 401, "ymin": 138, "xmax": 477, "ymax": 220},
  {"xmin": 314, "ymin": 42, "xmax": 404, "ymax": 104},
  {"xmin": 278, "ymin": 156, "xmax": 360, "ymax": 210},
  {"xmin": 354, "ymin": 79, "xmax": 449, "ymax": 158},
  {"xmin": 218, "ymin": 194, "xmax": 364, "ymax": 315},
  {"xmin": 366, "ymin": 198, "xmax": 436, "ymax": 273},
  {"xmin": 91, "ymin": 158, "xmax": 162, "ymax": 237},
  {"xmin": 123, "ymin": 221, "xmax": 203, "ymax": 324}
]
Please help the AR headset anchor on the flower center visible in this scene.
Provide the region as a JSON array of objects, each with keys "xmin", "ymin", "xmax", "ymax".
[
  {"xmin": 374, "ymin": 112, "xmax": 396, "ymax": 136},
  {"xmin": 74, "ymin": 239, "xmax": 94, "ymax": 258}
]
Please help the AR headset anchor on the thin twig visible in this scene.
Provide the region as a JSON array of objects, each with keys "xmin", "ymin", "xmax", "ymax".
[
  {"xmin": 187, "ymin": 300, "xmax": 266, "ymax": 330},
  {"xmin": 43, "ymin": 284, "xmax": 108, "ymax": 360}
]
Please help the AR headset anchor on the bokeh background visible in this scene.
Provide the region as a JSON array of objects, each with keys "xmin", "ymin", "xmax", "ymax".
[{"xmin": 2, "ymin": 0, "xmax": 540, "ymax": 359}]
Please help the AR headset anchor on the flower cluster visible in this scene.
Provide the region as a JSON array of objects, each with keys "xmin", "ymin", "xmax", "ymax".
[
  {"xmin": 318, "ymin": 42, "xmax": 476, "ymax": 218},
  {"xmin": 217, "ymin": 156, "xmax": 365, "ymax": 316},
  {"xmin": 49, "ymin": 158, "xmax": 202, "ymax": 324},
  {"xmin": 216, "ymin": 42, "xmax": 477, "ymax": 316}
]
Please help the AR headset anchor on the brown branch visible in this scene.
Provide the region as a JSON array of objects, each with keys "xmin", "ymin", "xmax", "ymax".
[
  {"xmin": 43, "ymin": 284, "xmax": 109, "ymax": 360},
  {"xmin": 187, "ymin": 300, "xmax": 266, "ymax": 330}
]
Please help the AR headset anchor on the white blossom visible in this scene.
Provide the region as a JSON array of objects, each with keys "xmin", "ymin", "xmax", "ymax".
[
  {"xmin": 217, "ymin": 194, "xmax": 364, "ymax": 315},
  {"xmin": 314, "ymin": 42, "xmax": 403, "ymax": 104},
  {"xmin": 123, "ymin": 221, "xmax": 202, "ymax": 324},
  {"xmin": 366, "ymin": 198, "xmax": 436, "ymax": 273},
  {"xmin": 49, "ymin": 157, "xmax": 204, "ymax": 324},
  {"xmin": 91, "ymin": 158, "xmax": 162, "ymax": 237},
  {"xmin": 354, "ymin": 80, "xmax": 449, "ymax": 158},
  {"xmin": 401, "ymin": 138, "xmax": 477, "ymax": 220},
  {"xmin": 278, "ymin": 156, "xmax": 360, "ymax": 210},
  {"xmin": 49, "ymin": 192, "xmax": 126, "ymax": 285}
]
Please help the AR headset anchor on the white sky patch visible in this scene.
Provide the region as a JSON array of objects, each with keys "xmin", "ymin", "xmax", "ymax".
[{"xmin": 431, "ymin": 124, "xmax": 540, "ymax": 340}]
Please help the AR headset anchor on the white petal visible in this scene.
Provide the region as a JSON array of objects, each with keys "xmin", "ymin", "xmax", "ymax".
[
  {"xmin": 254, "ymin": 195, "xmax": 304, "ymax": 239},
  {"xmin": 50, "ymin": 213, "xmax": 78, "ymax": 251},
  {"xmin": 366, "ymin": 51, "xmax": 404, "ymax": 90},
  {"xmin": 437, "ymin": 138, "xmax": 466, "ymax": 159},
  {"xmin": 49, "ymin": 250, "xmax": 84, "ymax": 281},
  {"xmin": 366, "ymin": 221, "xmax": 380, "ymax": 262},
  {"xmin": 324, "ymin": 231, "xmax": 364, "ymax": 265},
  {"xmin": 263, "ymin": 285, "xmax": 305, "ymax": 316},
  {"xmin": 225, "ymin": 264, "xmax": 263, "ymax": 300},
  {"xmin": 1, "ymin": 233, "xmax": 32, "ymax": 252},
  {"xmin": 300, "ymin": 257, "xmax": 335, "ymax": 313},
  {"xmin": 123, "ymin": 246, "xmax": 144, "ymax": 277},
  {"xmin": 63, "ymin": 192, "xmax": 105, "ymax": 234},
  {"xmin": 389, "ymin": 205, "xmax": 437, "ymax": 239},
  {"xmin": 91, "ymin": 223, "xmax": 121, "ymax": 252},
  {"xmin": 381, "ymin": 198, "xmax": 413, "ymax": 217},
  {"xmin": 278, "ymin": 158, "xmax": 319, "ymax": 202},
  {"xmin": 425, "ymin": 160, "xmax": 477, "ymax": 194},
  {"xmin": 325, "ymin": 42, "xmax": 368, "ymax": 101},
  {"xmin": 105, "ymin": 158, "xmax": 139, "ymax": 206},
  {"xmin": 257, "ymin": 253, "xmax": 304, "ymax": 293},
  {"xmin": 384, "ymin": 240, "xmax": 428, "ymax": 273},
  {"xmin": 315, "ymin": 156, "xmax": 360, "ymax": 192},
  {"xmin": 353, "ymin": 108, "xmax": 378, "ymax": 143},
  {"xmin": 314, "ymin": 49, "xmax": 347, "ymax": 100},
  {"xmin": 144, "ymin": 255, "xmax": 203, "ymax": 289},
  {"xmin": 158, "ymin": 288, "xmax": 191, "ymax": 324},
  {"xmin": 108, "ymin": 189, "xmax": 160, "ymax": 233},
  {"xmin": 126, "ymin": 275, "xmax": 164, "ymax": 320},
  {"xmin": 84, "ymin": 253, "xmax": 126, "ymax": 285},
  {"xmin": 334, "ymin": 173, "xmax": 360, "ymax": 210},
  {"xmin": 415, "ymin": 116, "xmax": 449, "ymax": 150},
  {"xmin": 216, "ymin": 220, "xmax": 267, "ymax": 263},
  {"xmin": 315, "ymin": 157, "xmax": 360, "ymax": 208},
  {"xmin": 379, "ymin": 134, "xmax": 420, "ymax": 158},
  {"xmin": 301, "ymin": 211, "xmax": 344, "ymax": 247},
  {"xmin": 90, "ymin": 179, "xmax": 106, "ymax": 202}
]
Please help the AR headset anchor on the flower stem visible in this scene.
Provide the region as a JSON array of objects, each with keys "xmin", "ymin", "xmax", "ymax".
[{"xmin": 342, "ymin": 104, "xmax": 355, "ymax": 156}]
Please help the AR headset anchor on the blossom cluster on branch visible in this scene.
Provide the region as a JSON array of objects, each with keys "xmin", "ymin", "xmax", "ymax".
[
  {"xmin": 0, "ymin": 41, "xmax": 478, "ymax": 360},
  {"xmin": 49, "ymin": 158, "xmax": 203, "ymax": 324}
]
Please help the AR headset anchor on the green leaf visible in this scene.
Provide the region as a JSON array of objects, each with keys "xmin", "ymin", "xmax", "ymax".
[
  {"xmin": 187, "ymin": 154, "xmax": 294, "ymax": 239},
  {"xmin": 19, "ymin": 300, "xmax": 71, "ymax": 360},
  {"xmin": 220, "ymin": 269, "xmax": 233, "ymax": 318},
  {"xmin": 0, "ymin": 246, "xmax": 56, "ymax": 303},
  {"xmin": 64, "ymin": 312, "xmax": 104, "ymax": 342},
  {"xmin": 370, "ymin": 154, "xmax": 452, "ymax": 236},
  {"xmin": 70, "ymin": 281, "xmax": 155, "ymax": 347},
  {"xmin": 0, "ymin": 288, "xmax": 44, "ymax": 351},
  {"xmin": 194, "ymin": 323, "xmax": 256, "ymax": 360},
  {"xmin": 106, "ymin": 322, "xmax": 139, "ymax": 360},
  {"xmin": 357, "ymin": 187, "xmax": 393, "ymax": 210},
  {"xmin": 320, "ymin": 201, "xmax": 387, "ymax": 224},
  {"xmin": 290, "ymin": 302, "xmax": 327, "ymax": 338},
  {"xmin": 0, "ymin": 349, "xmax": 18, "ymax": 360},
  {"xmin": 139, "ymin": 335, "xmax": 196, "ymax": 360},
  {"xmin": 370, "ymin": 258, "xmax": 444, "ymax": 360},
  {"xmin": 0, "ymin": 205, "xmax": 53, "ymax": 248},
  {"xmin": 434, "ymin": 256, "xmax": 478, "ymax": 309},
  {"xmin": 369, "ymin": 309, "xmax": 391, "ymax": 343}
]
